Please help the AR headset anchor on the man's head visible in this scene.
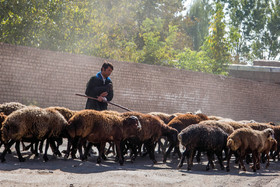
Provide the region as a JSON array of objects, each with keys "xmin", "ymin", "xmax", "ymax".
[{"xmin": 101, "ymin": 62, "xmax": 113, "ymax": 78}]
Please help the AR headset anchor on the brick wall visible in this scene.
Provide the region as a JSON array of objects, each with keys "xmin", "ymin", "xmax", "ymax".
[
  {"xmin": 1, "ymin": 43, "xmax": 280, "ymax": 122},
  {"xmin": 253, "ymin": 60, "xmax": 280, "ymax": 67},
  {"xmin": 229, "ymin": 69, "xmax": 280, "ymax": 85}
]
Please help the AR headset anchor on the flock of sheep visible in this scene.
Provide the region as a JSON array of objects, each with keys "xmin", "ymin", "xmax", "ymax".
[{"xmin": 0, "ymin": 101, "xmax": 279, "ymax": 173}]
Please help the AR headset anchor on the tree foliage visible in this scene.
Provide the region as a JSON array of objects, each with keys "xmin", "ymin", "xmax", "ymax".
[
  {"xmin": 221, "ymin": 0, "xmax": 280, "ymax": 62},
  {"xmin": 1, "ymin": 0, "xmax": 278, "ymax": 75}
]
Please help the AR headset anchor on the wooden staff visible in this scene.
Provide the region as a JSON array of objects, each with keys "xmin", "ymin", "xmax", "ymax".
[{"xmin": 75, "ymin": 93, "xmax": 133, "ymax": 112}]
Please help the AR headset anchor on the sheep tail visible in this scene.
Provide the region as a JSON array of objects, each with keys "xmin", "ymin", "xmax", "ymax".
[
  {"xmin": 67, "ymin": 118, "xmax": 79, "ymax": 138},
  {"xmin": 227, "ymin": 139, "xmax": 235, "ymax": 149},
  {"xmin": 1, "ymin": 125, "xmax": 9, "ymax": 143}
]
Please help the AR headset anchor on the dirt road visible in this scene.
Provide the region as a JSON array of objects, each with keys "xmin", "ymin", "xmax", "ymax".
[{"xmin": 0, "ymin": 141, "xmax": 279, "ymax": 187}]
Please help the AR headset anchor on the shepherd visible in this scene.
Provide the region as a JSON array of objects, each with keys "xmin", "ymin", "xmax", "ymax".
[{"xmin": 85, "ymin": 62, "xmax": 114, "ymax": 111}]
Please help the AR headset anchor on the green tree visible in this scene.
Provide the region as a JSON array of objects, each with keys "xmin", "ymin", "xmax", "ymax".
[
  {"xmin": 185, "ymin": 0, "xmax": 211, "ymax": 51},
  {"xmin": 201, "ymin": 1, "xmax": 231, "ymax": 75},
  {"xmin": 176, "ymin": 48, "xmax": 215, "ymax": 73},
  {"xmin": 221, "ymin": 0, "xmax": 280, "ymax": 62}
]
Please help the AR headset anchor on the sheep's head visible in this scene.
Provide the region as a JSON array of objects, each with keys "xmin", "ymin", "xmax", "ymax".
[
  {"xmin": 265, "ymin": 128, "xmax": 275, "ymax": 140},
  {"xmin": 122, "ymin": 115, "xmax": 141, "ymax": 138}
]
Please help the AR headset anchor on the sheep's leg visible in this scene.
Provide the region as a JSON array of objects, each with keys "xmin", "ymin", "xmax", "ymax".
[
  {"xmin": 270, "ymin": 149, "xmax": 275, "ymax": 161},
  {"xmin": 187, "ymin": 150, "xmax": 194, "ymax": 170},
  {"xmin": 239, "ymin": 153, "xmax": 246, "ymax": 171},
  {"xmin": 216, "ymin": 151, "xmax": 225, "ymax": 170},
  {"xmin": 163, "ymin": 143, "xmax": 174, "ymax": 163},
  {"xmin": 95, "ymin": 143, "xmax": 107, "ymax": 160},
  {"xmin": 196, "ymin": 151, "xmax": 202, "ymax": 163},
  {"xmin": 157, "ymin": 138, "xmax": 162, "ymax": 154},
  {"xmin": 39, "ymin": 140, "xmax": 44, "ymax": 154},
  {"xmin": 31, "ymin": 140, "xmax": 39, "ymax": 157},
  {"xmin": 272, "ymin": 149, "xmax": 279, "ymax": 161},
  {"xmin": 115, "ymin": 140, "xmax": 124, "ymax": 165},
  {"xmin": 206, "ymin": 151, "xmax": 215, "ymax": 171},
  {"xmin": 83, "ymin": 142, "xmax": 94, "ymax": 160},
  {"xmin": 128, "ymin": 141, "xmax": 138, "ymax": 162},
  {"xmin": 251, "ymin": 152, "xmax": 257, "ymax": 172},
  {"xmin": 43, "ymin": 139, "xmax": 50, "ymax": 162},
  {"xmin": 174, "ymin": 145, "xmax": 182, "ymax": 159},
  {"xmin": 15, "ymin": 141, "xmax": 25, "ymax": 162},
  {"xmin": 71, "ymin": 137, "xmax": 80, "ymax": 159},
  {"xmin": 97, "ymin": 142, "xmax": 106, "ymax": 164},
  {"xmin": 49, "ymin": 138, "xmax": 61, "ymax": 157},
  {"xmin": 77, "ymin": 138, "xmax": 87, "ymax": 161},
  {"xmin": 177, "ymin": 149, "xmax": 187, "ymax": 169},
  {"xmin": 120, "ymin": 140, "xmax": 127, "ymax": 157},
  {"xmin": 0, "ymin": 142, "xmax": 11, "ymax": 154},
  {"xmin": 233, "ymin": 149, "xmax": 241, "ymax": 164},
  {"xmin": 1, "ymin": 140, "xmax": 16, "ymax": 162},
  {"xmin": 163, "ymin": 141, "xmax": 181, "ymax": 163},
  {"xmin": 64, "ymin": 138, "xmax": 72, "ymax": 159},
  {"xmin": 223, "ymin": 147, "xmax": 229, "ymax": 161},
  {"xmin": 256, "ymin": 153, "xmax": 261, "ymax": 170},
  {"xmin": 226, "ymin": 150, "xmax": 233, "ymax": 172},
  {"xmin": 246, "ymin": 154, "xmax": 252, "ymax": 164},
  {"xmin": 144, "ymin": 140, "xmax": 157, "ymax": 164},
  {"xmin": 21, "ymin": 141, "xmax": 28, "ymax": 151},
  {"xmin": 265, "ymin": 152, "xmax": 270, "ymax": 169}
]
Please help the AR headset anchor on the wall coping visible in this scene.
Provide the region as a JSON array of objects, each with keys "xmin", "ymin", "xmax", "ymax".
[{"xmin": 229, "ymin": 64, "xmax": 280, "ymax": 73}]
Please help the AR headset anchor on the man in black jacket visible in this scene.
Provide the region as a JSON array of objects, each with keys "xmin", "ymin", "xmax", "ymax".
[{"xmin": 85, "ymin": 62, "xmax": 114, "ymax": 111}]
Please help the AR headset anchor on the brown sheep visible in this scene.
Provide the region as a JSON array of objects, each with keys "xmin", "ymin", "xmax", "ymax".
[
  {"xmin": 0, "ymin": 112, "xmax": 7, "ymax": 147},
  {"xmin": 47, "ymin": 106, "xmax": 77, "ymax": 121},
  {"xmin": 167, "ymin": 113, "xmax": 209, "ymax": 133},
  {"xmin": 226, "ymin": 128, "xmax": 275, "ymax": 172},
  {"xmin": 208, "ymin": 116, "xmax": 251, "ymax": 130},
  {"xmin": 23, "ymin": 106, "xmax": 78, "ymax": 155},
  {"xmin": 0, "ymin": 102, "xmax": 27, "ymax": 115},
  {"xmin": 199, "ymin": 120, "xmax": 234, "ymax": 135},
  {"xmin": 241, "ymin": 122, "xmax": 280, "ymax": 161},
  {"xmin": 271, "ymin": 126, "xmax": 280, "ymax": 160},
  {"xmin": 121, "ymin": 111, "xmax": 178, "ymax": 164},
  {"xmin": 0, "ymin": 102, "xmax": 34, "ymax": 151},
  {"xmin": 259, "ymin": 138, "xmax": 277, "ymax": 169},
  {"xmin": 148, "ymin": 112, "xmax": 176, "ymax": 124},
  {"xmin": 225, "ymin": 121, "xmax": 251, "ymax": 130},
  {"xmin": 148, "ymin": 112, "xmax": 177, "ymax": 154},
  {"xmin": 245, "ymin": 122, "xmax": 274, "ymax": 131},
  {"xmin": 0, "ymin": 106, "xmax": 68, "ymax": 162},
  {"xmin": 21, "ymin": 106, "xmax": 77, "ymax": 156},
  {"xmin": 66, "ymin": 109, "xmax": 141, "ymax": 165}
]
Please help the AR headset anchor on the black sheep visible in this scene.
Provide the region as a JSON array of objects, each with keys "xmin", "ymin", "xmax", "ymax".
[{"xmin": 177, "ymin": 124, "xmax": 228, "ymax": 171}]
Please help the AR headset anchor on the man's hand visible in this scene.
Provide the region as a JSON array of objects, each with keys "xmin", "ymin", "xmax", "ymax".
[
  {"xmin": 98, "ymin": 92, "xmax": 108, "ymax": 102},
  {"xmin": 97, "ymin": 96, "xmax": 107, "ymax": 102},
  {"xmin": 100, "ymin": 92, "xmax": 108, "ymax": 97}
]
